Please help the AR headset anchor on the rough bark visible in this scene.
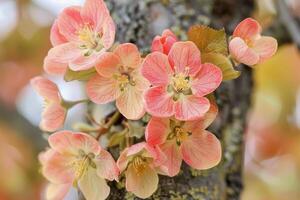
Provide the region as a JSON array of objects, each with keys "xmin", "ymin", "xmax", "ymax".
[{"xmin": 105, "ymin": 0, "xmax": 254, "ymax": 199}]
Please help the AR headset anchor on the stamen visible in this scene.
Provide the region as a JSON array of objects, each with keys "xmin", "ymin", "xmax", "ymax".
[
  {"xmin": 71, "ymin": 150, "xmax": 95, "ymax": 187},
  {"xmin": 77, "ymin": 24, "xmax": 104, "ymax": 55},
  {"xmin": 132, "ymin": 156, "xmax": 146, "ymax": 174},
  {"xmin": 172, "ymin": 73, "xmax": 190, "ymax": 92}
]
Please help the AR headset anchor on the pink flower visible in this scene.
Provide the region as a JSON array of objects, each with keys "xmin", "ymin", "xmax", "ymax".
[
  {"xmin": 229, "ymin": 18, "xmax": 278, "ymax": 66},
  {"xmin": 151, "ymin": 29, "xmax": 177, "ymax": 55},
  {"xmin": 44, "ymin": 0, "xmax": 115, "ymax": 74},
  {"xmin": 146, "ymin": 103, "xmax": 221, "ymax": 176},
  {"xmin": 39, "ymin": 131, "xmax": 119, "ymax": 200},
  {"xmin": 117, "ymin": 142, "xmax": 165, "ymax": 199},
  {"xmin": 141, "ymin": 41, "xmax": 222, "ymax": 121},
  {"xmin": 31, "ymin": 76, "xmax": 66, "ymax": 132},
  {"xmin": 86, "ymin": 43, "xmax": 149, "ymax": 120}
]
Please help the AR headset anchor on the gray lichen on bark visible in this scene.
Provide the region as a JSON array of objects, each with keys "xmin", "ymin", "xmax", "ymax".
[{"xmin": 105, "ymin": 0, "xmax": 254, "ymax": 199}]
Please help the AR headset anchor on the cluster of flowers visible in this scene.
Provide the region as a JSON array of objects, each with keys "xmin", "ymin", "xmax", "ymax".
[{"xmin": 31, "ymin": 0, "xmax": 278, "ymax": 199}]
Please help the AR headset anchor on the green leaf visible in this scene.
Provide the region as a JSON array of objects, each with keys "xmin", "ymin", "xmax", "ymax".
[
  {"xmin": 64, "ymin": 67, "xmax": 97, "ymax": 82},
  {"xmin": 108, "ymin": 131, "xmax": 126, "ymax": 148},
  {"xmin": 202, "ymin": 53, "xmax": 241, "ymax": 81},
  {"xmin": 188, "ymin": 25, "xmax": 228, "ymax": 56}
]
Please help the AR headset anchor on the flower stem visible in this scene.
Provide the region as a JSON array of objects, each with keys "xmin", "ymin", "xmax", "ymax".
[
  {"xmin": 63, "ymin": 99, "xmax": 90, "ymax": 109},
  {"xmin": 96, "ymin": 111, "xmax": 121, "ymax": 140}
]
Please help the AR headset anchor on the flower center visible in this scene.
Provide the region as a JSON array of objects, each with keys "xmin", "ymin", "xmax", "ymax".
[
  {"xmin": 172, "ymin": 73, "xmax": 190, "ymax": 92},
  {"xmin": 78, "ymin": 24, "xmax": 104, "ymax": 56},
  {"xmin": 72, "ymin": 150, "xmax": 96, "ymax": 187},
  {"xmin": 174, "ymin": 127, "xmax": 190, "ymax": 144},
  {"xmin": 132, "ymin": 156, "xmax": 147, "ymax": 174},
  {"xmin": 114, "ymin": 72, "xmax": 136, "ymax": 92},
  {"xmin": 168, "ymin": 120, "xmax": 191, "ymax": 145},
  {"xmin": 244, "ymin": 38, "xmax": 254, "ymax": 48}
]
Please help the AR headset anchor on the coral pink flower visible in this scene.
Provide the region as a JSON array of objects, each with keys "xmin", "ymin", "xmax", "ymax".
[
  {"xmin": 39, "ymin": 131, "xmax": 119, "ymax": 200},
  {"xmin": 151, "ymin": 29, "xmax": 177, "ymax": 55},
  {"xmin": 31, "ymin": 76, "xmax": 66, "ymax": 132},
  {"xmin": 141, "ymin": 41, "xmax": 222, "ymax": 121},
  {"xmin": 117, "ymin": 142, "xmax": 165, "ymax": 199},
  {"xmin": 86, "ymin": 43, "xmax": 149, "ymax": 120},
  {"xmin": 146, "ymin": 103, "xmax": 221, "ymax": 176},
  {"xmin": 229, "ymin": 18, "xmax": 278, "ymax": 66},
  {"xmin": 44, "ymin": 0, "xmax": 115, "ymax": 74}
]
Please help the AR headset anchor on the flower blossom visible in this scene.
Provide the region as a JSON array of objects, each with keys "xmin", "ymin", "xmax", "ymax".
[
  {"xmin": 44, "ymin": 0, "xmax": 115, "ymax": 74},
  {"xmin": 39, "ymin": 131, "xmax": 119, "ymax": 200},
  {"xmin": 151, "ymin": 29, "xmax": 177, "ymax": 55},
  {"xmin": 31, "ymin": 76, "xmax": 66, "ymax": 132},
  {"xmin": 141, "ymin": 41, "xmax": 222, "ymax": 121},
  {"xmin": 146, "ymin": 103, "xmax": 221, "ymax": 176},
  {"xmin": 229, "ymin": 18, "xmax": 278, "ymax": 66},
  {"xmin": 87, "ymin": 43, "xmax": 149, "ymax": 120},
  {"xmin": 117, "ymin": 142, "xmax": 165, "ymax": 199}
]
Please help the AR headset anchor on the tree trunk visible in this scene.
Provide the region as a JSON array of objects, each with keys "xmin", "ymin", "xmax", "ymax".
[{"xmin": 106, "ymin": 0, "xmax": 254, "ymax": 199}]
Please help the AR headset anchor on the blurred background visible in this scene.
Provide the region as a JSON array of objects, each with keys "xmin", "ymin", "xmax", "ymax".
[{"xmin": 0, "ymin": 0, "xmax": 299, "ymax": 199}]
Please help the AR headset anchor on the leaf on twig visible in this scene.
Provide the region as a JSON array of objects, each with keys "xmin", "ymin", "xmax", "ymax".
[
  {"xmin": 64, "ymin": 67, "xmax": 97, "ymax": 82},
  {"xmin": 202, "ymin": 53, "xmax": 240, "ymax": 81}
]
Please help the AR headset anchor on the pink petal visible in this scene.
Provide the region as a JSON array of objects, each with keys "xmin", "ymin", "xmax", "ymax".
[
  {"xmin": 41, "ymin": 149, "xmax": 74, "ymax": 184},
  {"xmin": 184, "ymin": 101, "xmax": 218, "ymax": 132},
  {"xmin": 44, "ymin": 56, "xmax": 68, "ymax": 75},
  {"xmin": 101, "ymin": 16, "xmax": 116, "ymax": 49},
  {"xmin": 57, "ymin": 6, "xmax": 83, "ymax": 42},
  {"xmin": 191, "ymin": 63, "xmax": 222, "ymax": 97},
  {"xmin": 114, "ymin": 43, "xmax": 141, "ymax": 68},
  {"xmin": 151, "ymin": 36, "xmax": 164, "ymax": 53},
  {"xmin": 149, "ymin": 145, "xmax": 167, "ymax": 167},
  {"xmin": 126, "ymin": 142, "xmax": 147, "ymax": 156},
  {"xmin": 181, "ymin": 130, "xmax": 222, "ymax": 170},
  {"xmin": 125, "ymin": 164, "xmax": 158, "ymax": 199},
  {"xmin": 131, "ymin": 69, "xmax": 150, "ymax": 91},
  {"xmin": 40, "ymin": 103, "xmax": 66, "ymax": 132},
  {"xmin": 50, "ymin": 20, "xmax": 68, "ymax": 47},
  {"xmin": 145, "ymin": 117, "xmax": 169, "ymax": 145},
  {"xmin": 47, "ymin": 42, "xmax": 81, "ymax": 64},
  {"xmin": 141, "ymin": 52, "xmax": 173, "ymax": 86},
  {"xmin": 233, "ymin": 18, "xmax": 262, "ymax": 40},
  {"xmin": 69, "ymin": 53, "xmax": 99, "ymax": 71},
  {"xmin": 163, "ymin": 36, "xmax": 177, "ymax": 55},
  {"xmin": 78, "ymin": 168, "xmax": 110, "ymax": 200},
  {"xmin": 159, "ymin": 140, "xmax": 182, "ymax": 177},
  {"xmin": 94, "ymin": 149, "xmax": 119, "ymax": 181},
  {"xmin": 117, "ymin": 148, "xmax": 129, "ymax": 172},
  {"xmin": 86, "ymin": 74, "xmax": 119, "ymax": 104},
  {"xmin": 253, "ymin": 36, "xmax": 278, "ymax": 63},
  {"xmin": 48, "ymin": 131, "xmax": 101, "ymax": 155},
  {"xmin": 116, "ymin": 86, "xmax": 145, "ymax": 120},
  {"xmin": 81, "ymin": 0, "xmax": 110, "ymax": 32},
  {"xmin": 174, "ymin": 95, "xmax": 210, "ymax": 121},
  {"xmin": 31, "ymin": 76, "xmax": 60, "ymax": 102},
  {"xmin": 144, "ymin": 86, "xmax": 175, "ymax": 118},
  {"xmin": 45, "ymin": 183, "xmax": 71, "ymax": 200},
  {"xmin": 162, "ymin": 29, "xmax": 177, "ymax": 39},
  {"xmin": 229, "ymin": 37, "xmax": 260, "ymax": 66},
  {"xmin": 95, "ymin": 52, "xmax": 120, "ymax": 77},
  {"xmin": 168, "ymin": 41, "xmax": 201, "ymax": 76},
  {"xmin": 151, "ymin": 29, "xmax": 177, "ymax": 55}
]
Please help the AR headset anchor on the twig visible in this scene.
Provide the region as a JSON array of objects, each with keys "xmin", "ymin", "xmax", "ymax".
[
  {"xmin": 96, "ymin": 111, "xmax": 121, "ymax": 140},
  {"xmin": 276, "ymin": 0, "xmax": 300, "ymax": 50}
]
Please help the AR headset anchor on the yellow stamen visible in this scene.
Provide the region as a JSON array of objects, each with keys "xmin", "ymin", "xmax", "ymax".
[
  {"xmin": 174, "ymin": 127, "xmax": 189, "ymax": 142},
  {"xmin": 114, "ymin": 73, "xmax": 136, "ymax": 91},
  {"xmin": 72, "ymin": 151, "xmax": 95, "ymax": 187},
  {"xmin": 132, "ymin": 156, "xmax": 146, "ymax": 174},
  {"xmin": 78, "ymin": 24, "xmax": 103, "ymax": 55},
  {"xmin": 172, "ymin": 73, "xmax": 190, "ymax": 92}
]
